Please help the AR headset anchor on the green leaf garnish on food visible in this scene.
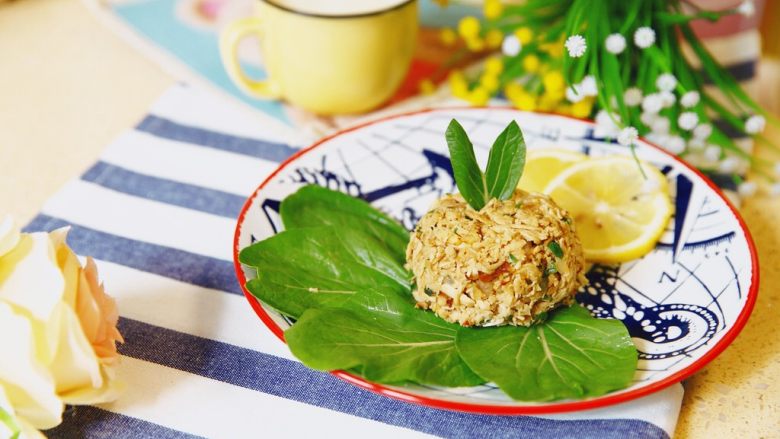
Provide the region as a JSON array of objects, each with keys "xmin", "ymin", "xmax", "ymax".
[
  {"xmin": 484, "ymin": 120, "xmax": 526, "ymax": 200},
  {"xmin": 548, "ymin": 241, "xmax": 564, "ymax": 258},
  {"xmin": 285, "ymin": 288, "xmax": 485, "ymax": 387},
  {"xmin": 456, "ymin": 305, "xmax": 637, "ymax": 401},
  {"xmin": 446, "ymin": 119, "xmax": 527, "ymax": 211},
  {"xmin": 239, "ymin": 226, "xmax": 409, "ymax": 318},
  {"xmin": 445, "ymin": 119, "xmax": 489, "ymax": 210},
  {"xmin": 280, "ymin": 185, "xmax": 409, "ymax": 258}
]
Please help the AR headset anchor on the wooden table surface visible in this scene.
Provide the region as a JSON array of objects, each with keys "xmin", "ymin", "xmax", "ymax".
[{"xmin": 1, "ymin": 0, "xmax": 778, "ymax": 437}]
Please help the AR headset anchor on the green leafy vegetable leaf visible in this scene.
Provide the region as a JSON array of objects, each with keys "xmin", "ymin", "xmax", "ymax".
[
  {"xmin": 285, "ymin": 288, "xmax": 486, "ymax": 387},
  {"xmin": 456, "ymin": 305, "xmax": 637, "ymax": 401},
  {"xmin": 484, "ymin": 121, "xmax": 526, "ymax": 200},
  {"xmin": 280, "ymin": 185, "xmax": 409, "ymax": 259},
  {"xmin": 239, "ymin": 226, "xmax": 409, "ymax": 318},
  {"xmin": 548, "ymin": 241, "xmax": 564, "ymax": 258},
  {"xmin": 445, "ymin": 119, "xmax": 488, "ymax": 210}
]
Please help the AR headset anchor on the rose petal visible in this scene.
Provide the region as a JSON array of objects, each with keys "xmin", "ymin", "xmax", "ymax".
[
  {"xmin": 0, "ymin": 302, "xmax": 62, "ymax": 429},
  {"xmin": 0, "ymin": 233, "xmax": 64, "ymax": 321},
  {"xmin": 76, "ymin": 258, "xmax": 123, "ymax": 364},
  {"xmin": 18, "ymin": 418, "xmax": 47, "ymax": 439},
  {"xmin": 50, "ymin": 228, "xmax": 80, "ymax": 308},
  {"xmin": 75, "ymin": 267, "xmax": 102, "ymax": 343},
  {"xmin": 47, "ymin": 303, "xmax": 103, "ymax": 396},
  {"xmin": 59, "ymin": 364, "xmax": 124, "ymax": 406}
]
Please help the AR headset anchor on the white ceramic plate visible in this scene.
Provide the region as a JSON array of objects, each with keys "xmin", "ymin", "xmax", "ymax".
[{"xmin": 233, "ymin": 108, "xmax": 758, "ymax": 414}]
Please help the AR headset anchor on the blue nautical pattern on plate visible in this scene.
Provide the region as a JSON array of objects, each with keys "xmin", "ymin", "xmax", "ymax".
[{"xmin": 237, "ymin": 109, "xmax": 754, "ymax": 404}]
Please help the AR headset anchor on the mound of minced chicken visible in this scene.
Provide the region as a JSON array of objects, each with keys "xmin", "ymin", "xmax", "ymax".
[{"xmin": 406, "ymin": 190, "xmax": 587, "ymax": 327}]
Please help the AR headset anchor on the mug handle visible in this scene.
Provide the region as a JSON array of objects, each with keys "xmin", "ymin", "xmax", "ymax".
[{"xmin": 219, "ymin": 17, "xmax": 282, "ymax": 100}]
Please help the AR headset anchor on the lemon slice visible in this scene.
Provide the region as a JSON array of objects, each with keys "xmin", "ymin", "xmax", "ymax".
[
  {"xmin": 518, "ymin": 149, "xmax": 587, "ymax": 193},
  {"xmin": 543, "ymin": 156, "xmax": 673, "ymax": 263}
]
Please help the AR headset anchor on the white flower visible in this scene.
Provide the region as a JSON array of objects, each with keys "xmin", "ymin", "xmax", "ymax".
[
  {"xmin": 642, "ymin": 93, "xmax": 663, "ymax": 114},
  {"xmin": 718, "ymin": 156, "xmax": 740, "ymax": 173},
  {"xmin": 605, "ymin": 33, "xmax": 626, "ymax": 54},
  {"xmin": 617, "ymin": 126, "xmax": 639, "ymax": 146},
  {"xmin": 693, "ymin": 123, "xmax": 712, "ymax": 140},
  {"xmin": 737, "ymin": 0, "xmax": 755, "ymax": 17},
  {"xmin": 738, "ymin": 181, "xmax": 758, "ymax": 197},
  {"xmin": 596, "ymin": 110, "xmax": 620, "ymax": 134},
  {"xmin": 565, "ymin": 34, "xmax": 587, "ymax": 58},
  {"xmin": 651, "ymin": 117, "xmax": 670, "ymax": 135},
  {"xmin": 566, "ymin": 84, "xmax": 585, "ymax": 103},
  {"xmin": 502, "ymin": 35, "xmax": 522, "ymax": 57},
  {"xmin": 678, "ymin": 112, "xmax": 699, "ymax": 131},
  {"xmin": 640, "ymin": 111, "xmax": 658, "ymax": 127},
  {"xmin": 566, "ymin": 76, "xmax": 597, "ymax": 102},
  {"xmin": 665, "ymin": 135, "xmax": 686, "ymax": 155},
  {"xmin": 704, "ymin": 145, "xmax": 721, "ymax": 162},
  {"xmin": 745, "ymin": 114, "xmax": 766, "ymax": 134},
  {"xmin": 634, "ymin": 27, "xmax": 656, "ymax": 48},
  {"xmin": 659, "ymin": 91, "xmax": 676, "ymax": 108},
  {"xmin": 580, "ymin": 75, "xmax": 597, "ymax": 96},
  {"xmin": 688, "ymin": 138, "xmax": 706, "ymax": 151},
  {"xmin": 770, "ymin": 182, "xmax": 780, "ymax": 197},
  {"xmin": 680, "ymin": 91, "xmax": 700, "ymax": 108},
  {"xmin": 656, "ymin": 73, "xmax": 677, "ymax": 92},
  {"xmin": 624, "ymin": 87, "xmax": 643, "ymax": 106}
]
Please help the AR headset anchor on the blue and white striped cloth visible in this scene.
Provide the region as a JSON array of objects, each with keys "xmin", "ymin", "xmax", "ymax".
[{"xmin": 28, "ymin": 84, "xmax": 684, "ymax": 439}]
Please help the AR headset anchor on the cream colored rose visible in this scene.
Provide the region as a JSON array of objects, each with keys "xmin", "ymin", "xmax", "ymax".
[{"xmin": 0, "ymin": 215, "xmax": 123, "ymax": 432}]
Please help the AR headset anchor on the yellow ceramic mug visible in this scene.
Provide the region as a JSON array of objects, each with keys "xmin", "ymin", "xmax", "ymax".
[{"xmin": 220, "ymin": 0, "xmax": 418, "ymax": 115}]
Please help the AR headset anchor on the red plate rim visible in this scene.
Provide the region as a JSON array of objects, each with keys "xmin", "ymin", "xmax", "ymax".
[{"xmin": 232, "ymin": 107, "xmax": 759, "ymax": 415}]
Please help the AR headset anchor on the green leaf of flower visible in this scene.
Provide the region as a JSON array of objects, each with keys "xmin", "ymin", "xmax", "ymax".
[{"xmin": 484, "ymin": 120, "xmax": 527, "ymax": 200}]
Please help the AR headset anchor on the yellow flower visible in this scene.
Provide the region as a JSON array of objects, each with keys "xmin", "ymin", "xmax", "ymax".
[
  {"xmin": 484, "ymin": 57, "xmax": 504, "ymax": 75},
  {"xmin": 514, "ymin": 27, "xmax": 533, "ymax": 45},
  {"xmin": 479, "ymin": 73, "xmax": 500, "ymax": 93},
  {"xmin": 418, "ymin": 79, "xmax": 436, "ymax": 95},
  {"xmin": 433, "ymin": 0, "xmax": 449, "ymax": 6},
  {"xmin": 522, "ymin": 54, "xmax": 540, "ymax": 73},
  {"xmin": 483, "ymin": 0, "xmax": 503, "ymax": 20},
  {"xmin": 503, "ymin": 82, "xmax": 524, "ymax": 101},
  {"xmin": 485, "ymin": 29, "xmax": 504, "ymax": 49},
  {"xmin": 449, "ymin": 70, "xmax": 469, "ymax": 98},
  {"xmin": 570, "ymin": 97, "xmax": 595, "ymax": 118},
  {"xmin": 555, "ymin": 104, "xmax": 572, "ymax": 116},
  {"xmin": 542, "ymin": 71, "xmax": 565, "ymax": 92},
  {"xmin": 511, "ymin": 92, "xmax": 537, "ymax": 111},
  {"xmin": 439, "ymin": 28, "xmax": 457, "ymax": 46},
  {"xmin": 0, "ymin": 216, "xmax": 123, "ymax": 434},
  {"xmin": 468, "ymin": 87, "xmax": 490, "ymax": 106},
  {"xmin": 466, "ymin": 36, "xmax": 486, "ymax": 52},
  {"xmin": 457, "ymin": 16, "xmax": 480, "ymax": 40},
  {"xmin": 540, "ymin": 39, "xmax": 565, "ymax": 58},
  {"xmin": 539, "ymin": 91, "xmax": 564, "ymax": 110}
]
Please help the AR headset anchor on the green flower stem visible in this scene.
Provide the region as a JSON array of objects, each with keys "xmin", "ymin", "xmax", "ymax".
[{"xmin": 0, "ymin": 406, "xmax": 21, "ymax": 439}]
